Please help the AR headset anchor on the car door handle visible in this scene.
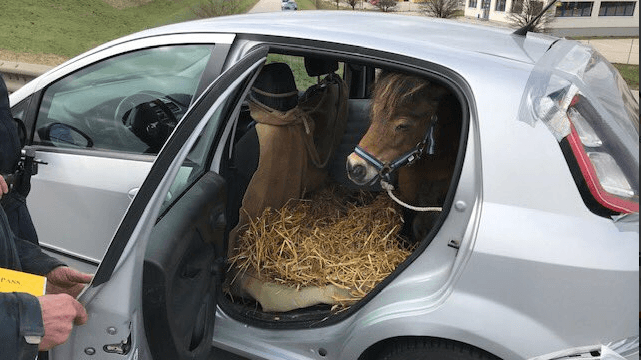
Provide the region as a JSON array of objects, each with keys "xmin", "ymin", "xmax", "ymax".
[{"xmin": 128, "ymin": 188, "xmax": 139, "ymax": 199}]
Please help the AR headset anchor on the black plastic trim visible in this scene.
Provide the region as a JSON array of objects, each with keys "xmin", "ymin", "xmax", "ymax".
[{"xmin": 193, "ymin": 44, "xmax": 231, "ymax": 105}]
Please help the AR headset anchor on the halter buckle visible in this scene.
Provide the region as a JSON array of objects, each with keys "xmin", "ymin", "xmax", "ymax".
[{"xmin": 379, "ymin": 164, "xmax": 393, "ymax": 182}]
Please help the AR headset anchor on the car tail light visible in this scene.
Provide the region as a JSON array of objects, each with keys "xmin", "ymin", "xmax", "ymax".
[
  {"xmin": 588, "ymin": 152, "xmax": 634, "ymax": 198},
  {"xmin": 519, "ymin": 42, "xmax": 639, "ymax": 217},
  {"xmin": 566, "ymin": 124, "xmax": 637, "ymax": 213},
  {"xmin": 555, "ymin": 91, "xmax": 638, "ymax": 214}
]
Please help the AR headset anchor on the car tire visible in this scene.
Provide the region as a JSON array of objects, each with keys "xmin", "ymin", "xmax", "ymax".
[{"xmin": 375, "ymin": 338, "xmax": 500, "ymax": 360}]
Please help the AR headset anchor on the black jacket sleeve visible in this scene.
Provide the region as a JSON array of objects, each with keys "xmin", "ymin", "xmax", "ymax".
[
  {"xmin": 14, "ymin": 235, "xmax": 65, "ymax": 276},
  {"xmin": 0, "ymin": 205, "xmax": 64, "ymax": 275},
  {"xmin": 1, "ymin": 75, "xmax": 39, "ymax": 246},
  {"xmin": 0, "ymin": 75, "xmax": 21, "ymax": 175},
  {"xmin": 0, "ymin": 292, "xmax": 44, "ymax": 360}
]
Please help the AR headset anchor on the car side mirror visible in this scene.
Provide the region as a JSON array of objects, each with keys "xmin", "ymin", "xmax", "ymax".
[{"xmin": 39, "ymin": 123, "xmax": 94, "ymax": 148}]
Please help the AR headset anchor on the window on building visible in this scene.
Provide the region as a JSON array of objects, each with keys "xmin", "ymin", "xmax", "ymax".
[
  {"xmin": 495, "ymin": 0, "xmax": 507, "ymax": 11},
  {"xmin": 599, "ymin": 1, "xmax": 636, "ymax": 15},
  {"xmin": 555, "ymin": 1, "xmax": 594, "ymax": 16},
  {"xmin": 469, "ymin": 0, "xmax": 478, "ymax": 8}
]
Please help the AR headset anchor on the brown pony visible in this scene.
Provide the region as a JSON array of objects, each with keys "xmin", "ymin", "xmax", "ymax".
[{"xmin": 346, "ymin": 72, "xmax": 461, "ymax": 240}]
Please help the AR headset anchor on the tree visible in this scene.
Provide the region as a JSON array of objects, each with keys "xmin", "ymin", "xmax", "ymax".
[
  {"xmin": 374, "ymin": 0, "xmax": 398, "ymax": 12},
  {"xmin": 192, "ymin": 0, "xmax": 242, "ymax": 18},
  {"xmin": 507, "ymin": 0, "xmax": 555, "ymax": 33},
  {"xmin": 421, "ymin": 0, "xmax": 460, "ymax": 18},
  {"xmin": 346, "ymin": 0, "xmax": 359, "ymax": 9}
]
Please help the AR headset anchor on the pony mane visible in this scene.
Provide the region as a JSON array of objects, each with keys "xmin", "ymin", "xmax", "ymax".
[{"xmin": 371, "ymin": 72, "xmax": 443, "ymax": 124}]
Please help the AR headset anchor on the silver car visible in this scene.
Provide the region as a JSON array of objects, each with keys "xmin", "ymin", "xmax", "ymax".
[
  {"xmin": 282, "ymin": 0, "xmax": 298, "ymax": 10},
  {"xmin": 9, "ymin": 11, "xmax": 639, "ymax": 360}
]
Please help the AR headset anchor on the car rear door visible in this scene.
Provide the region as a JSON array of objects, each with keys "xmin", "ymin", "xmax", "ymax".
[
  {"xmin": 11, "ymin": 34, "xmax": 234, "ymax": 274},
  {"xmin": 49, "ymin": 46, "xmax": 268, "ymax": 360}
]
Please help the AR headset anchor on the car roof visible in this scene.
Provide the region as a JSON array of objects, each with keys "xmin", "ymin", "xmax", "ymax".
[{"xmin": 114, "ymin": 11, "xmax": 557, "ymax": 66}]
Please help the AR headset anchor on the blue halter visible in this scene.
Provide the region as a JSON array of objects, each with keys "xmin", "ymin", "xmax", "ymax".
[{"xmin": 354, "ymin": 115, "xmax": 437, "ymax": 185}]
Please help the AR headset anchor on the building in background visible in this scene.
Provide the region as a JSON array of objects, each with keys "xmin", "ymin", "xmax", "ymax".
[{"xmin": 463, "ymin": 0, "xmax": 639, "ymax": 36}]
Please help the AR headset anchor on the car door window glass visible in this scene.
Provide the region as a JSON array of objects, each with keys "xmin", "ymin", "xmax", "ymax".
[
  {"xmin": 160, "ymin": 75, "xmax": 251, "ymax": 215},
  {"xmin": 266, "ymin": 54, "xmax": 344, "ymax": 91},
  {"xmin": 34, "ymin": 45, "xmax": 213, "ymax": 154}
]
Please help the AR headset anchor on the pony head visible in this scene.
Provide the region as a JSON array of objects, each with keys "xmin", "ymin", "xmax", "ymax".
[{"xmin": 347, "ymin": 72, "xmax": 447, "ymax": 186}]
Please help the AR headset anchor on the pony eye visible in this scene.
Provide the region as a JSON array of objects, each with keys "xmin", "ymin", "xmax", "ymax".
[{"xmin": 395, "ymin": 123, "xmax": 410, "ymax": 132}]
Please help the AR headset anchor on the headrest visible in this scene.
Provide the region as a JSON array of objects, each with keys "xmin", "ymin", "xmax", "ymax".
[
  {"xmin": 304, "ymin": 57, "xmax": 339, "ymax": 77},
  {"xmin": 250, "ymin": 62, "xmax": 298, "ymax": 112}
]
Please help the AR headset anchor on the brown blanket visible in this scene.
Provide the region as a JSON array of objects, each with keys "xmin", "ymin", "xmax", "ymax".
[{"xmin": 228, "ymin": 74, "xmax": 350, "ymax": 312}]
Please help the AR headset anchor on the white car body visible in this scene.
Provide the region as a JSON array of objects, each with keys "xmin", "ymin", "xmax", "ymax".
[{"xmin": 9, "ymin": 11, "xmax": 638, "ymax": 360}]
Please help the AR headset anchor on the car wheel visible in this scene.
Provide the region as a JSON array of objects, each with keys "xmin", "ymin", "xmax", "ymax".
[{"xmin": 375, "ymin": 338, "xmax": 500, "ymax": 360}]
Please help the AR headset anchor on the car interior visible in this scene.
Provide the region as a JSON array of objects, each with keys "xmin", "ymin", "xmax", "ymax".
[
  {"xmin": 140, "ymin": 48, "xmax": 466, "ymax": 358},
  {"xmin": 219, "ymin": 51, "xmax": 463, "ymax": 320}
]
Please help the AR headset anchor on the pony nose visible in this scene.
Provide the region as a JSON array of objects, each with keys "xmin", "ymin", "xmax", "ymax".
[{"xmin": 347, "ymin": 162, "xmax": 367, "ymax": 182}]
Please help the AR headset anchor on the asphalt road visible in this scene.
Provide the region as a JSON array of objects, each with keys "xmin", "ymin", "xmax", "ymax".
[{"xmin": 248, "ymin": 0, "xmax": 282, "ymax": 13}]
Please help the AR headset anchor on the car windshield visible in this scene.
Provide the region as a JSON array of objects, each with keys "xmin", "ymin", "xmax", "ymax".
[{"xmin": 61, "ymin": 45, "xmax": 212, "ymax": 91}]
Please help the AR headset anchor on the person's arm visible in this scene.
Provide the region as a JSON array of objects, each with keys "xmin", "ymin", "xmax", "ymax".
[
  {"xmin": 13, "ymin": 233, "xmax": 65, "ymax": 276},
  {"xmin": 0, "ymin": 292, "xmax": 44, "ymax": 360},
  {"xmin": 0, "ymin": 174, "xmax": 7, "ymax": 196},
  {"xmin": 0, "ymin": 76, "xmax": 21, "ymax": 175},
  {"xmin": 0, "ymin": 292, "xmax": 89, "ymax": 357},
  {"xmin": 2, "ymin": 177, "xmax": 93, "ymax": 298},
  {"xmin": 0, "ymin": 179, "xmax": 62, "ymax": 275},
  {"xmin": 8, "ymin": 203, "xmax": 92, "ymax": 297}
]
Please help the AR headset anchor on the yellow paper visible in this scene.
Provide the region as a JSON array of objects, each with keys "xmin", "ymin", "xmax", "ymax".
[{"xmin": 0, "ymin": 267, "xmax": 46, "ymax": 296}]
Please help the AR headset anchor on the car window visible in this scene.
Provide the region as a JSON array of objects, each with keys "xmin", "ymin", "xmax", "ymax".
[
  {"xmin": 159, "ymin": 61, "xmax": 259, "ymax": 215},
  {"xmin": 266, "ymin": 54, "xmax": 344, "ymax": 92},
  {"xmin": 160, "ymin": 100, "xmax": 234, "ymax": 215},
  {"xmin": 34, "ymin": 44, "xmax": 214, "ymax": 155}
]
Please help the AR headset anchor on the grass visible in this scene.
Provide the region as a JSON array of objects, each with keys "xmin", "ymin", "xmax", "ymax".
[
  {"xmin": 298, "ymin": 0, "xmax": 322, "ymax": 10},
  {"xmin": 267, "ymin": 54, "xmax": 317, "ymax": 90},
  {"xmin": 266, "ymin": 53, "xmax": 345, "ymax": 90},
  {"xmin": 2, "ymin": 1, "xmax": 637, "ymax": 91},
  {"xmin": 0, "ymin": 0, "xmax": 257, "ymax": 59},
  {"xmin": 612, "ymin": 63, "xmax": 639, "ymax": 90}
]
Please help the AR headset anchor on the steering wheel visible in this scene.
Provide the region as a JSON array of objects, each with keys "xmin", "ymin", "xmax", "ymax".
[{"xmin": 114, "ymin": 91, "xmax": 178, "ymax": 152}]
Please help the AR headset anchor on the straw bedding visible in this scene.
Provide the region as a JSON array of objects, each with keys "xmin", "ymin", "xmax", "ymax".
[{"xmin": 229, "ymin": 185, "xmax": 415, "ymax": 304}]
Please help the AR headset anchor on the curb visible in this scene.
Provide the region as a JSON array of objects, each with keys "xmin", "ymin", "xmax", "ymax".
[{"xmin": 0, "ymin": 60, "xmax": 53, "ymax": 93}]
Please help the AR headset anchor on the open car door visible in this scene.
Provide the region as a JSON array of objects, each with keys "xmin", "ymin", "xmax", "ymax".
[{"xmin": 50, "ymin": 46, "xmax": 268, "ymax": 360}]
